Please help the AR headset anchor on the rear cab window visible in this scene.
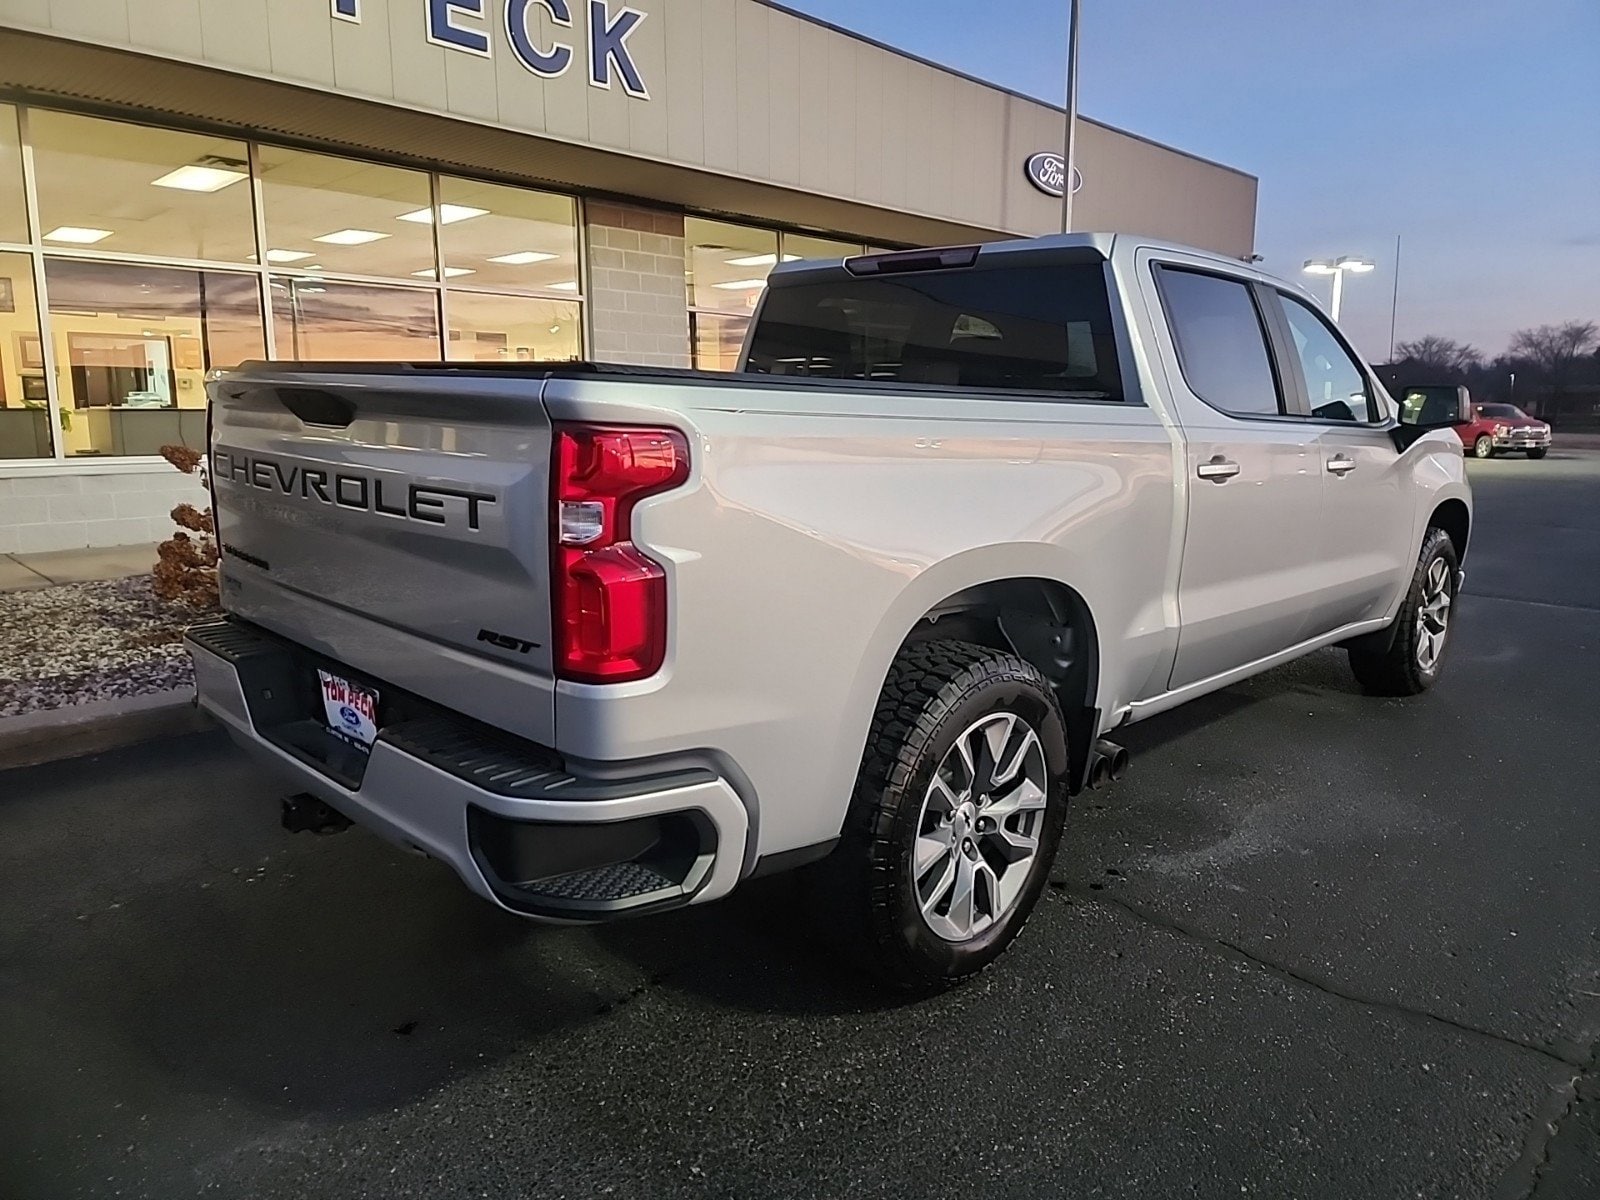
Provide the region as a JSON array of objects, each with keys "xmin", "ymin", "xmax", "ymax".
[{"xmin": 744, "ymin": 261, "xmax": 1123, "ymax": 400}]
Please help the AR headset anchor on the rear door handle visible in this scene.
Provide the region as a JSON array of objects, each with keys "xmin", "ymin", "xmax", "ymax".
[
  {"xmin": 1196, "ymin": 457, "xmax": 1241, "ymax": 482},
  {"xmin": 1327, "ymin": 455, "xmax": 1357, "ymax": 475}
]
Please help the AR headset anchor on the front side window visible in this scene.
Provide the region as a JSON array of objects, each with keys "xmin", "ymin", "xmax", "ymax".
[
  {"xmin": 1156, "ymin": 267, "xmax": 1281, "ymax": 416},
  {"xmin": 1278, "ymin": 293, "xmax": 1375, "ymax": 423},
  {"xmin": 745, "ymin": 262, "xmax": 1121, "ymax": 397}
]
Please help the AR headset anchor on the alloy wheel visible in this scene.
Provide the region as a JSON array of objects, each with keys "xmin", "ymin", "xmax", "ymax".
[
  {"xmin": 911, "ymin": 712, "xmax": 1049, "ymax": 943},
  {"xmin": 1415, "ymin": 557, "xmax": 1453, "ymax": 671}
]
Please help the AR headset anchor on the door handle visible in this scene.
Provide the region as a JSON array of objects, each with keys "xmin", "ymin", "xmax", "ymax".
[
  {"xmin": 1196, "ymin": 456, "xmax": 1241, "ymax": 482},
  {"xmin": 1327, "ymin": 455, "xmax": 1358, "ymax": 475}
]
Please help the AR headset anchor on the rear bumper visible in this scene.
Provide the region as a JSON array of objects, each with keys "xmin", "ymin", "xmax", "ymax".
[{"xmin": 185, "ymin": 618, "xmax": 748, "ymax": 921}]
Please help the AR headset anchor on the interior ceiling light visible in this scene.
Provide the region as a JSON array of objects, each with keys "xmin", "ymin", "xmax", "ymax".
[
  {"xmin": 548, "ymin": 281, "xmax": 579, "ymax": 292},
  {"xmin": 265, "ymin": 249, "xmax": 315, "ymax": 263},
  {"xmin": 411, "ymin": 267, "xmax": 476, "ymax": 278},
  {"xmin": 44, "ymin": 226, "xmax": 113, "ymax": 244},
  {"xmin": 488, "ymin": 251, "xmax": 559, "ymax": 265},
  {"xmin": 397, "ymin": 204, "xmax": 489, "ymax": 225},
  {"xmin": 314, "ymin": 229, "xmax": 390, "ymax": 245},
  {"xmin": 151, "ymin": 163, "xmax": 248, "ymax": 192},
  {"xmin": 712, "ymin": 278, "xmax": 770, "ymax": 290},
  {"xmin": 724, "ymin": 253, "xmax": 801, "ymax": 267}
]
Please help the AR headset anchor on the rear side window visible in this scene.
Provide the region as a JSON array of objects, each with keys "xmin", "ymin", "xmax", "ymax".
[
  {"xmin": 744, "ymin": 263, "xmax": 1123, "ymax": 399},
  {"xmin": 1156, "ymin": 267, "xmax": 1282, "ymax": 417}
]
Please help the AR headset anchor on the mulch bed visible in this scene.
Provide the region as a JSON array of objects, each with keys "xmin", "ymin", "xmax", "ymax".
[{"xmin": 0, "ymin": 576, "xmax": 214, "ymax": 719}]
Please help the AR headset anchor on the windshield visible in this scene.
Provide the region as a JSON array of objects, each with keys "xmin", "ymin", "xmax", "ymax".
[{"xmin": 1479, "ymin": 404, "xmax": 1529, "ymax": 419}]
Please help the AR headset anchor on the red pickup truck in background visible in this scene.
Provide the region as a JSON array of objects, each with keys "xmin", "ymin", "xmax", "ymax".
[
  {"xmin": 1454, "ymin": 402, "xmax": 1553, "ymax": 459},
  {"xmin": 1394, "ymin": 387, "xmax": 1553, "ymax": 460}
]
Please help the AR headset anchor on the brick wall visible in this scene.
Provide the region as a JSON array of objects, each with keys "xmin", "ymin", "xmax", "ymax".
[
  {"xmin": 585, "ymin": 202, "xmax": 691, "ymax": 369},
  {"xmin": 0, "ymin": 470, "xmax": 208, "ymax": 555}
]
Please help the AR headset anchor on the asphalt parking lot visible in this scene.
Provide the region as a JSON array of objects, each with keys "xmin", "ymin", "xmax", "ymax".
[{"xmin": 3, "ymin": 450, "xmax": 1598, "ymax": 1200}]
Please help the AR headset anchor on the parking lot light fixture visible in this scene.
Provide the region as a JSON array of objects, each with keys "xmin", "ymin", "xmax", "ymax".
[{"xmin": 1304, "ymin": 255, "xmax": 1376, "ymax": 321}]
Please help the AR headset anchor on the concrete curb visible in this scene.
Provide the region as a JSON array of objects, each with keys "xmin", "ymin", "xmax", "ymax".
[{"xmin": 0, "ymin": 688, "xmax": 213, "ymax": 771}]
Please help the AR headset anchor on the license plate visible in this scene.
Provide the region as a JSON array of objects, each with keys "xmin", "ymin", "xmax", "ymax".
[{"xmin": 318, "ymin": 669, "xmax": 380, "ymax": 748}]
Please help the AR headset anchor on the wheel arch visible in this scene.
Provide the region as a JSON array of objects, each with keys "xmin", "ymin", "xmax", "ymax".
[
  {"xmin": 1428, "ymin": 497, "xmax": 1471, "ymax": 563},
  {"xmin": 854, "ymin": 553, "xmax": 1106, "ymax": 794}
]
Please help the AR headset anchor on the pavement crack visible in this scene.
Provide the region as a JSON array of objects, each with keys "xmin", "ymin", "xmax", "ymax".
[
  {"xmin": 1497, "ymin": 1043, "xmax": 1598, "ymax": 1200},
  {"xmin": 1063, "ymin": 884, "xmax": 1587, "ymax": 1069}
]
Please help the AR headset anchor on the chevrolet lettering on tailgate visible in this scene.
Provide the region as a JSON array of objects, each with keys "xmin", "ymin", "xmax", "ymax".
[{"xmin": 212, "ymin": 449, "xmax": 497, "ymax": 531}]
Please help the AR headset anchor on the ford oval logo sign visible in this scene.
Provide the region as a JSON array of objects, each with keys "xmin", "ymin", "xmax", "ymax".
[{"xmin": 1025, "ymin": 153, "xmax": 1084, "ymax": 198}]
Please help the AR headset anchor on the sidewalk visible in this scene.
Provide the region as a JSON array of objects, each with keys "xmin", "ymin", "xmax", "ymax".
[
  {"xmin": 0, "ymin": 543, "xmax": 212, "ymax": 768},
  {"xmin": 0, "ymin": 544, "xmax": 163, "ymax": 592}
]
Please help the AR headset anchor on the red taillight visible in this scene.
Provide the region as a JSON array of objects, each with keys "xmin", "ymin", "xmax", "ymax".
[{"xmin": 552, "ymin": 424, "xmax": 689, "ymax": 683}]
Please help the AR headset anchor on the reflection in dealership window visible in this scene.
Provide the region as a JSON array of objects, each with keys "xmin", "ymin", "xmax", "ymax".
[
  {"xmin": 43, "ymin": 258, "xmax": 263, "ymax": 457},
  {"xmin": 446, "ymin": 291, "xmax": 581, "ymax": 362},
  {"xmin": 30, "ymin": 110, "xmax": 255, "ymax": 264},
  {"xmin": 685, "ymin": 218, "xmax": 869, "ymax": 370},
  {"xmin": 437, "ymin": 176, "xmax": 580, "ymax": 296},
  {"xmin": 257, "ymin": 146, "xmax": 435, "ymax": 280},
  {"xmin": 271, "ymin": 276, "xmax": 440, "ymax": 361}
]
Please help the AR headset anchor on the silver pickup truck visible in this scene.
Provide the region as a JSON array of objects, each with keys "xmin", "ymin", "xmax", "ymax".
[{"xmin": 187, "ymin": 233, "xmax": 1472, "ymax": 989}]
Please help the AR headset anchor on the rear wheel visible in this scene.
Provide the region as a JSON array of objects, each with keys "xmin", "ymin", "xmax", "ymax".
[
  {"xmin": 1349, "ymin": 527, "xmax": 1459, "ymax": 696},
  {"xmin": 1473, "ymin": 435, "xmax": 1494, "ymax": 459},
  {"xmin": 1527, "ymin": 448, "xmax": 1548, "ymax": 459},
  {"xmin": 829, "ymin": 640, "xmax": 1069, "ymax": 991}
]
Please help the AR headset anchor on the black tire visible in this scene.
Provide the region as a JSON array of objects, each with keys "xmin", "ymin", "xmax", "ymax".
[
  {"xmin": 1348, "ymin": 527, "xmax": 1459, "ymax": 696},
  {"xmin": 828, "ymin": 640, "xmax": 1070, "ymax": 992},
  {"xmin": 1527, "ymin": 448, "xmax": 1548, "ymax": 460},
  {"xmin": 1473, "ymin": 435, "xmax": 1495, "ymax": 459}
]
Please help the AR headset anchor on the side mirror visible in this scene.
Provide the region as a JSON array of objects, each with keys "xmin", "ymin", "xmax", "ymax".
[{"xmin": 1392, "ymin": 385, "xmax": 1470, "ymax": 451}]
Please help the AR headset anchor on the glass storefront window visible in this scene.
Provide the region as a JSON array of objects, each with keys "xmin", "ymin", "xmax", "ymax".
[
  {"xmin": 686, "ymin": 218, "xmax": 780, "ymax": 315},
  {"xmin": 0, "ymin": 105, "xmax": 26, "ymax": 244},
  {"xmin": 783, "ymin": 234, "xmax": 865, "ymax": 262},
  {"xmin": 44, "ymin": 258, "xmax": 263, "ymax": 457},
  {"xmin": 437, "ymin": 177, "xmax": 579, "ymax": 295},
  {"xmin": 446, "ymin": 291, "xmax": 580, "ymax": 362},
  {"xmin": 258, "ymin": 147, "xmax": 435, "ymax": 280},
  {"xmin": 0, "ymin": 252, "xmax": 52, "ymax": 458},
  {"xmin": 30, "ymin": 111, "xmax": 255, "ymax": 263},
  {"xmin": 690, "ymin": 312, "xmax": 751, "ymax": 372},
  {"xmin": 271, "ymin": 277, "xmax": 440, "ymax": 360}
]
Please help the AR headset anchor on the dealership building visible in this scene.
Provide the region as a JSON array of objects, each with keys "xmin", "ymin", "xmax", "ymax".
[{"xmin": 0, "ymin": 0, "xmax": 1256, "ymax": 555}]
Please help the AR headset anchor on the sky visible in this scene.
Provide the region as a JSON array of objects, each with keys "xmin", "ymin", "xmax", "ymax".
[{"xmin": 782, "ymin": 0, "xmax": 1600, "ymax": 364}]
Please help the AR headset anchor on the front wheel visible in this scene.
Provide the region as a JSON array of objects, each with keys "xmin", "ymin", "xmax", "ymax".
[
  {"xmin": 829, "ymin": 640, "xmax": 1069, "ymax": 991},
  {"xmin": 1473, "ymin": 435, "xmax": 1495, "ymax": 459},
  {"xmin": 1527, "ymin": 448, "xmax": 1548, "ymax": 460},
  {"xmin": 1349, "ymin": 527, "xmax": 1459, "ymax": 696}
]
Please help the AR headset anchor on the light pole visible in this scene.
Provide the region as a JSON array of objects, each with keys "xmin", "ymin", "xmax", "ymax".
[
  {"xmin": 1303, "ymin": 255, "xmax": 1375, "ymax": 322},
  {"xmin": 1060, "ymin": 0, "xmax": 1081, "ymax": 233}
]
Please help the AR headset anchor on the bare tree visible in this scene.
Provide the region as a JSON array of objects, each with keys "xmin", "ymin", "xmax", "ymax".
[
  {"xmin": 1509, "ymin": 321, "xmax": 1600, "ymax": 373},
  {"xmin": 1508, "ymin": 321, "xmax": 1600, "ymax": 414},
  {"xmin": 1394, "ymin": 335, "xmax": 1482, "ymax": 376}
]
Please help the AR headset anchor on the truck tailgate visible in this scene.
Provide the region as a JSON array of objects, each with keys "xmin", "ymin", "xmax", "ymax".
[{"xmin": 207, "ymin": 364, "xmax": 557, "ymax": 745}]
